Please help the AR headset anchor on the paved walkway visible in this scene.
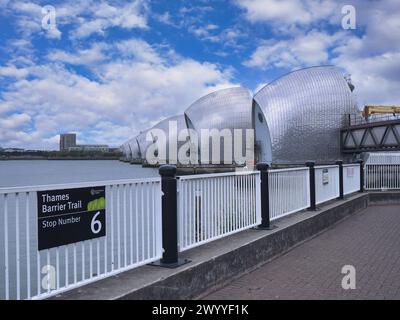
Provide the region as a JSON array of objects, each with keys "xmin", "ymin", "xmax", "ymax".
[{"xmin": 204, "ymin": 205, "xmax": 400, "ymax": 300}]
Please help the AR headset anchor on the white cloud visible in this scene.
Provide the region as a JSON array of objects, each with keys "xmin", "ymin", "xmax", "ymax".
[
  {"xmin": 244, "ymin": 0, "xmax": 400, "ymax": 106},
  {"xmin": 2, "ymin": 0, "xmax": 148, "ymax": 40},
  {"xmin": 235, "ymin": 0, "xmax": 338, "ymax": 26},
  {"xmin": 0, "ymin": 65, "xmax": 29, "ymax": 78},
  {"xmin": 244, "ymin": 31, "xmax": 344, "ymax": 69},
  {"xmin": 0, "ymin": 39, "xmax": 234, "ymax": 149},
  {"xmin": 47, "ymin": 43, "xmax": 108, "ymax": 65},
  {"xmin": 67, "ymin": 0, "xmax": 148, "ymax": 39},
  {"xmin": 0, "ymin": 113, "xmax": 31, "ymax": 129}
]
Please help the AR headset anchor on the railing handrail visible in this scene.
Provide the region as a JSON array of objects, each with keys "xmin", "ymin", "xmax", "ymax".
[
  {"xmin": 0, "ymin": 177, "xmax": 161, "ymax": 194},
  {"xmin": 177, "ymin": 170, "xmax": 259, "ymax": 181},
  {"xmin": 315, "ymin": 165, "xmax": 339, "ymax": 170},
  {"xmin": 343, "ymin": 164, "xmax": 360, "ymax": 168},
  {"xmin": 365, "ymin": 163, "xmax": 400, "ymax": 165},
  {"xmin": 269, "ymin": 167, "xmax": 309, "ymax": 173}
]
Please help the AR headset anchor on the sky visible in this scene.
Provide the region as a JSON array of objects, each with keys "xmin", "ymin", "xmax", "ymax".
[{"xmin": 0, "ymin": 0, "xmax": 399, "ymax": 150}]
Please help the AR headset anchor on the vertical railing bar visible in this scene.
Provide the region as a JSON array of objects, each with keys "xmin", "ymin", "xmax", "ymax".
[
  {"xmin": 226, "ymin": 176, "xmax": 230, "ymax": 232},
  {"xmin": 124, "ymin": 184, "xmax": 127, "ymax": 267},
  {"xmin": 140, "ymin": 183, "xmax": 145, "ymax": 261},
  {"xmin": 104, "ymin": 187, "xmax": 108, "ymax": 274},
  {"xmin": 74, "ymin": 243, "xmax": 77, "ymax": 284},
  {"xmin": 36, "ymin": 251, "xmax": 40, "ymax": 297},
  {"xmin": 110, "ymin": 185, "xmax": 114, "ymax": 271},
  {"xmin": 117, "ymin": 185, "xmax": 121, "ymax": 269},
  {"xmin": 216, "ymin": 178, "xmax": 220, "ymax": 237},
  {"xmin": 225, "ymin": 177, "xmax": 228, "ymax": 233},
  {"xmin": 245, "ymin": 175, "xmax": 249, "ymax": 227},
  {"xmin": 89, "ymin": 240, "xmax": 93, "ymax": 278},
  {"xmin": 210, "ymin": 179, "xmax": 214, "ymax": 239},
  {"xmin": 56, "ymin": 248, "xmax": 60, "ymax": 290},
  {"xmin": 16, "ymin": 193, "xmax": 21, "ymax": 300},
  {"xmin": 4, "ymin": 194, "xmax": 10, "ymax": 300},
  {"xmin": 239, "ymin": 175, "xmax": 242, "ymax": 229},
  {"xmin": 97, "ymin": 240, "xmax": 100, "ymax": 277},
  {"xmin": 189, "ymin": 180, "xmax": 192, "ymax": 246},
  {"xmin": 65, "ymin": 246, "xmax": 69, "ymax": 286},
  {"xmin": 81, "ymin": 242, "xmax": 85, "ymax": 281},
  {"xmin": 135, "ymin": 183, "xmax": 139, "ymax": 263},
  {"xmin": 196, "ymin": 180, "xmax": 200, "ymax": 242},
  {"xmin": 201, "ymin": 179, "xmax": 205, "ymax": 242},
  {"xmin": 152, "ymin": 182, "xmax": 157, "ymax": 258},
  {"xmin": 178, "ymin": 179, "xmax": 183, "ymax": 250},
  {"xmin": 46, "ymin": 250, "xmax": 50, "ymax": 294},
  {"xmin": 130, "ymin": 184, "xmax": 133, "ymax": 265},
  {"xmin": 26, "ymin": 192, "xmax": 31, "ymax": 299},
  {"xmin": 146, "ymin": 183, "xmax": 150, "ymax": 260},
  {"xmin": 206, "ymin": 178, "xmax": 209, "ymax": 240},
  {"xmin": 183, "ymin": 179, "xmax": 187, "ymax": 249}
]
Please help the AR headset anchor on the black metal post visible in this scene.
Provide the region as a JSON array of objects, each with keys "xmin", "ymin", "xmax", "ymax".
[
  {"xmin": 358, "ymin": 160, "xmax": 364, "ymax": 192},
  {"xmin": 254, "ymin": 163, "xmax": 276, "ymax": 230},
  {"xmin": 336, "ymin": 160, "xmax": 344, "ymax": 199},
  {"xmin": 306, "ymin": 161, "xmax": 316, "ymax": 211},
  {"xmin": 150, "ymin": 165, "xmax": 189, "ymax": 268}
]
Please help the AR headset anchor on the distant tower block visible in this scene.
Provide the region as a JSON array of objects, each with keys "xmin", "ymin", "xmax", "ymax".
[{"xmin": 60, "ymin": 133, "xmax": 76, "ymax": 151}]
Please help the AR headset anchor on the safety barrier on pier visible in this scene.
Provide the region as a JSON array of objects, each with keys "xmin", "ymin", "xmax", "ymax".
[
  {"xmin": 364, "ymin": 153, "xmax": 400, "ymax": 190},
  {"xmin": 315, "ymin": 165, "xmax": 340, "ymax": 205},
  {"xmin": 177, "ymin": 172, "xmax": 261, "ymax": 252},
  {"xmin": 269, "ymin": 167, "xmax": 310, "ymax": 221},
  {"xmin": 343, "ymin": 164, "xmax": 361, "ymax": 195},
  {"xmin": 0, "ymin": 178, "xmax": 162, "ymax": 300},
  {"xmin": 1, "ymin": 161, "xmax": 366, "ymax": 300}
]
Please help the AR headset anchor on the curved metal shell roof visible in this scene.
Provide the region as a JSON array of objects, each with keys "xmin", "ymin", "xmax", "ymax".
[
  {"xmin": 184, "ymin": 87, "xmax": 256, "ymax": 165},
  {"xmin": 136, "ymin": 129, "xmax": 152, "ymax": 162},
  {"xmin": 185, "ymin": 87, "xmax": 254, "ymax": 132},
  {"xmin": 121, "ymin": 142, "xmax": 131, "ymax": 160},
  {"xmin": 128, "ymin": 137, "xmax": 141, "ymax": 160},
  {"xmin": 148, "ymin": 115, "xmax": 188, "ymax": 164},
  {"xmin": 254, "ymin": 66, "xmax": 358, "ymax": 164}
]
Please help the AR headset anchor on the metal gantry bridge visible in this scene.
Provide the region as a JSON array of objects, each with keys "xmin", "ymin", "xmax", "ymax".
[{"xmin": 341, "ymin": 113, "xmax": 400, "ymax": 154}]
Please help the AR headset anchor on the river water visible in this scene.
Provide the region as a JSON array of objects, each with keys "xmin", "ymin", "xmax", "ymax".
[{"xmin": 0, "ymin": 160, "xmax": 159, "ymax": 188}]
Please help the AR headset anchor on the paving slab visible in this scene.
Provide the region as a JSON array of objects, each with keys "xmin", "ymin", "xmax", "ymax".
[{"xmin": 204, "ymin": 205, "xmax": 400, "ymax": 300}]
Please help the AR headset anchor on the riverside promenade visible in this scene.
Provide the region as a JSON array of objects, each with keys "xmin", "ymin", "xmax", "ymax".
[{"xmin": 204, "ymin": 205, "xmax": 400, "ymax": 300}]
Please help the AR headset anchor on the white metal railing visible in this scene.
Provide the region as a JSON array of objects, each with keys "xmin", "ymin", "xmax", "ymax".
[
  {"xmin": 364, "ymin": 152, "xmax": 400, "ymax": 190},
  {"xmin": 0, "ymin": 178, "xmax": 162, "ymax": 300},
  {"xmin": 315, "ymin": 165, "xmax": 340, "ymax": 205},
  {"xmin": 269, "ymin": 167, "xmax": 310, "ymax": 221},
  {"xmin": 365, "ymin": 164, "xmax": 400, "ymax": 190},
  {"xmin": 177, "ymin": 171, "xmax": 261, "ymax": 252},
  {"xmin": 343, "ymin": 164, "xmax": 361, "ymax": 194}
]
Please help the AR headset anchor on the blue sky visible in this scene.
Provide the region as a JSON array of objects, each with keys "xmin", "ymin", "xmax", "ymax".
[{"xmin": 0, "ymin": 0, "xmax": 399, "ymax": 149}]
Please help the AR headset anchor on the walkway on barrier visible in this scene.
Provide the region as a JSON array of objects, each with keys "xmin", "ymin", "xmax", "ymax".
[{"xmin": 204, "ymin": 205, "xmax": 400, "ymax": 300}]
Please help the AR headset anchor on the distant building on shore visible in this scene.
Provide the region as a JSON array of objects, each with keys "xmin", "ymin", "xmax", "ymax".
[
  {"xmin": 2, "ymin": 148, "xmax": 25, "ymax": 153},
  {"xmin": 60, "ymin": 133, "xmax": 77, "ymax": 151},
  {"xmin": 59, "ymin": 133, "xmax": 110, "ymax": 152}
]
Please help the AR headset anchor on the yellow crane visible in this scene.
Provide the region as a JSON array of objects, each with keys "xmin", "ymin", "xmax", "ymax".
[{"xmin": 362, "ymin": 105, "xmax": 400, "ymax": 119}]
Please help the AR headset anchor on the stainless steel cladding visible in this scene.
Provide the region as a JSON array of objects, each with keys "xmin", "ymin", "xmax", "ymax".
[
  {"xmin": 254, "ymin": 66, "xmax": 358, "ymax": 164},
  {"xmin": 121, "ymin": 142, "xmax": 131, "ymax": 161},
  {"xmin": 184, "ymin": 87, "xmax": 257, "ymax": 165},
  {"xmin": 128, "ymin": 137, "xmax": 141, "ymax": 162},
  {"xmin": 147, "ymin": 115, "xmax": 189, "ymax": 164},
  {"xmin": 136, "ymin": 130, "xmax": 152, "ymax": 163}
]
